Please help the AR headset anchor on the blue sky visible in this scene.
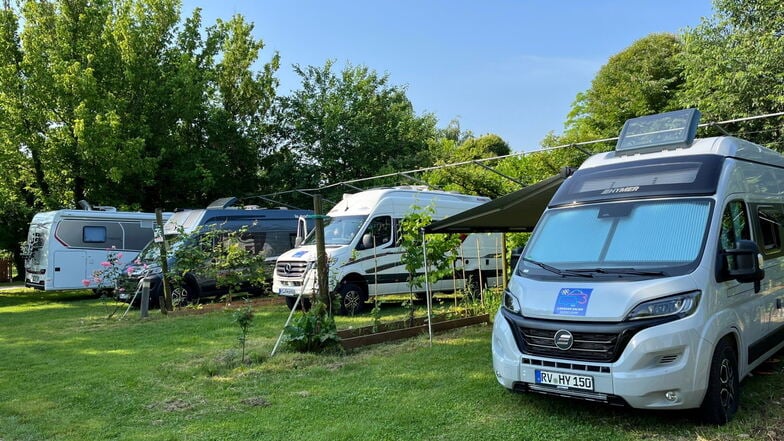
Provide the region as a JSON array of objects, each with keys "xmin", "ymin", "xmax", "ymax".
[{"xmin": 184, "ymin": 0, "xmax": 715, "ymax": 152}]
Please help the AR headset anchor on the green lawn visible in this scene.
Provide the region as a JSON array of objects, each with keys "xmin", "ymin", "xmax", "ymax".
[{"xmin": 0, "ymin": 289, "xmax": 783, "ymax": 441}]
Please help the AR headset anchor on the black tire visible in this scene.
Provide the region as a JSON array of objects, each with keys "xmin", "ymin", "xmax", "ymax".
[
  {"xmin": 700, "ymin": 338, "xmax": 740, "ymax": 425},
  {"xmin": 284, "ymin": 295, "xmax": 311, "ymax": 311},
  {"xmin": 338, "ymin": 282, "xmax": 366, "ymax": 315}
]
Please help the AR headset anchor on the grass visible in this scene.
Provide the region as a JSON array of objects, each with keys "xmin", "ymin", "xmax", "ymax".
[{"xmin": 1, "ymin": 289, "xmax": 784, "ymax": 440}]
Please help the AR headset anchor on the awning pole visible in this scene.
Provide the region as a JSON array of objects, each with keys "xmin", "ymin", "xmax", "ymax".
[{"xmin": 422, "ymin": 228, "xmax": 433, "ymax": 347}]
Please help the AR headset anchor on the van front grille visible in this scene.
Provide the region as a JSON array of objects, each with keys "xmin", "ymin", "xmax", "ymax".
[
  {"xmin": 276, "ymin": 261, "xmax": 309, "ymax": 278},
  {"xmin": 519, "ymin": 327, "xmax": 619, "ymax": 362},
  {"xmin": 500, "ymin": 308, "xmax": 674, "ymax": 364}
]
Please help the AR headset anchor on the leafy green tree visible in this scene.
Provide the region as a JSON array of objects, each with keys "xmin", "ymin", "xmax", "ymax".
[
  {"xmin": 565, "ymin": 33, "xmax": 685, "ymax": 144},
  {"xmin": 0, "ymin": 1, "xmax": 279, "ymax": 277},
  {"xmin": 273, "ymin": 60, "xmax": 438, "ymax": 195},
  {"xmin": 679, "ymin": 0, "xmax": 784, "ymax": 148},
  {"xmin": 399, "ymin": 205, "xmax": 461, "ymax": 324},
  {"xmin": 425, "ymin": 133, "xmax": 513, "ymax": 198}
]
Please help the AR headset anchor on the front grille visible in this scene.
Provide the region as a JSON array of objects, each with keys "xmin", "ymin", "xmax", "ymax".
[
  {"xmin": 500, "ymin": 308, "xmax": 675, "ymax": 364},
  {"xmin": 276, "ymin": 261, "xmax": 309, "ymax": 278},
  {"xmin": 520, "ymin": 327, "xmax": 619, "ymax": 362}
]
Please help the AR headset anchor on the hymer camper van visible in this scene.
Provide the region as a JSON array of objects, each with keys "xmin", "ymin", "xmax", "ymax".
[
  {"xmin": 492, "ymin": 109, "xmax": 784, "ymax": 424},
  {"xmin": 23, "ymin": 203, "xmax": 167, "ymax": 291},
  {"xmin": 273, "ymin": 187, "xmax": 502, "ymax": 314}
]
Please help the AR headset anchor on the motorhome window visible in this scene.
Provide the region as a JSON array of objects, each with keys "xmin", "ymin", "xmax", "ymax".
[
  {"xmin": 757, "ymin": 206, "xmax": 782, "ymax": 253},
  {"xmin": 83, "ymin": 226, "xmax": 107, "ymax": 243},
  {"xmin": 522, "ymin": 199, "xmax": 711, "ymax": 276},
  {"xmin": 550, "ymin": 155, "xmax": 724, "ymax": 206},
  {"xmin": 304, "ymin": 216, "xmax": 366, "ymax": 246}
]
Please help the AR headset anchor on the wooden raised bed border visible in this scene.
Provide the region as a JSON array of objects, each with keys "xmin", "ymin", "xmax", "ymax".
[{"xmin": 338, "ymin": 313, "xmax": 490, "ymax": 350}]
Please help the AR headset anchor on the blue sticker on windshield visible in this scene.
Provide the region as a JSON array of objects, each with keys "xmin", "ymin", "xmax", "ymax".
[{"xmin": 554, "ymin": 288, "xmax": 593, "ymax": 316}]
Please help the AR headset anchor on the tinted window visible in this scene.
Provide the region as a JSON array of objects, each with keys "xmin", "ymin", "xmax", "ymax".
[{"xmin": 83, "ymin": 226, "xmax": 106, "ymax": 243}]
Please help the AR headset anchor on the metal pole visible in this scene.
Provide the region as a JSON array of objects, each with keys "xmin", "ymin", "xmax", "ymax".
[
  {"xmin": 313, "ymin": 195, "xmax": 330, "ymax": 308},
  {"xmin": 422, "ymin": 229, "xmax": 433, "ymax": 347},
  {"xmin": 140, "ymin": 278, "xmax": 150, "ymax": 318},
  {"xmin": 271, "ymin": 293, "xmax": 302, "ymax": 357}
]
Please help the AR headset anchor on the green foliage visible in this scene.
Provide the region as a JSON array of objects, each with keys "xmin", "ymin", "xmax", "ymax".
[
  {"xmin": 231, "ymin": 302, "xmax": 255, "ymax": 364},
  {"xmin": 270, "ymin": 60, "xmax": 438, "ymax": 200},
  {"xmin": 283, "ymin": 301, "xmax": 341, "ymax": 353},
  {"xmin": 679, "ymin": 0, "xmax": 784, "ymax": 149},
  {"xmin": 0, "ymin": 0, "xmax": 279, "ymax": 212},
  {"xmin": 425, "ymin": 134, "xmax": 513, "ymax": 198},
  {"xmin": 399, "ymin": 205, "xmax": 461, "ymax": 322},
  {"xmin": 168, "ymin": 225, "xmax": 270, "ymax": 301},
  {"xmin": 565, "ymin": 33, "xmax": 686, "ymax": 144},
  {"xmin": 399, "ymin": 205, "xmax": 461, "ymax": 291}
]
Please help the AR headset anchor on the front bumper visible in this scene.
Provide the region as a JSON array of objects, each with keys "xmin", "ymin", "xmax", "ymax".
[{"xmin": 491, "ymin": 309, "xmax": 709, "ymax": 410}]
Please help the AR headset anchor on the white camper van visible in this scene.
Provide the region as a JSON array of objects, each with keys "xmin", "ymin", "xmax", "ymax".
[
  {"xmin": 23, "ymin": 206, "xmax": 166, "ymax": 291},
  {"xmin": 492, "ymin": 109, "xmax": 783, "ymax": 424},
  {"xmin": 273, "ymin": 187, "xmax": 502, "ymax": 314}
]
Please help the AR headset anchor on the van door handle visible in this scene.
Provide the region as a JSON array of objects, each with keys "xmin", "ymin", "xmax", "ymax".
[{"xmin": 55, "ymin": 267, "xmax": 60, "ymax": 272}]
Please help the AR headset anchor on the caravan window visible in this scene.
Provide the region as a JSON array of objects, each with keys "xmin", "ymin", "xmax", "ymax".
[{"xmin": 83, "ymin": 226, "xmax": 107, "ymax": 243}]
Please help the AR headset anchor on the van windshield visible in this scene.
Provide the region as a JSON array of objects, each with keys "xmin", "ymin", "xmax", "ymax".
[
  {"xmin": 521, "ymin": 199, "xmax": 712, "ymax": 277},
  {"xmin": 304, "ymin": 215, "xmax": 366, "ymax": 246}
]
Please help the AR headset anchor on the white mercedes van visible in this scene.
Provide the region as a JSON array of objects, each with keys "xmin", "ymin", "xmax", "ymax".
[
  {"xmin": 492, "ymin": 109, "xmax": 781, "ymax": 424},
  {"xmin": 273, "ymin": 187, "xmax": 502, "ymax": 314}
]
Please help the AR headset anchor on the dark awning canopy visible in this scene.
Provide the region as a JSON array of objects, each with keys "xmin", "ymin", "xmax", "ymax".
[{"xmin": 425, "ymin": 169, "xmax": 573, "ymax": 233}]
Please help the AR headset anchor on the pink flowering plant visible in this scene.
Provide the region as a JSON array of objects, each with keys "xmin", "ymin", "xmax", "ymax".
[{"xmin": 87, "ymin": 247, "xmax": 138, "ymax": 317}]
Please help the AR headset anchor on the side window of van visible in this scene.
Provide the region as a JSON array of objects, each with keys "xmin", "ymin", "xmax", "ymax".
[
  {"xmin": 357, "ymin": 216, "xmax": 392, "ymax": 250},
  {"xmin": 394, "ymin": 218, "xmax": 403, "ymax": 247},
  {"xmin": 756, "ymin": 205, "xmax": 783, "ymax": 256},
  {"xmin": 719, "ymin": 200, "xmax": 750, "ymax": 251}
]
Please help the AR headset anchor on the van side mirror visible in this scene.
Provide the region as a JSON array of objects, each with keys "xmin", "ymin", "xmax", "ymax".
[
  {"xmin": 719, "ymin": 239, "xmax": 765, "ymax": 291},
  {"xmin": 362, "ymin": 233, "xmax": 374, "ymax": 250},
  {"xmin": 294, "ymin": 236, "xmax": 303, "ymax": 248}
]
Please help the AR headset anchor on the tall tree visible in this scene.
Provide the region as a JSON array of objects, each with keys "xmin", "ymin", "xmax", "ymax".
[
  {"xmin": 273, "ymin": 60, "xmax": 437, "ymax": 195},
  {"xmin": 0, "ymin": 0, "xmax": 279, "ymax": 278},
  {"xmin": 425, "ymin": 133, "xmax": 513, "ymax": 198},
  {"xmin": 565, "ymin": 33, "xmax": 685, "ymax": 144},
  {"xmin": 679, "ymin": 0, "xmax": 784, "ymax": 148}
]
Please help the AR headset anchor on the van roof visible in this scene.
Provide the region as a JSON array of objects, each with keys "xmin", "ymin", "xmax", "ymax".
[
  {"xmin": 164, "ymin": 207, "xmax": 312, "ymax": 234},
  {"xmin": 580, "ymin": 136, "xmax": 784, "ymax": 170},
  {"xmin": 328, "ymin": 186, "xmax": 490, "ymax": 216}
]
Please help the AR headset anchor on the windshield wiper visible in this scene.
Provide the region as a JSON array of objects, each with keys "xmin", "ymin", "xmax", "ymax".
[
  {"xmin": 522, "ymin": 258, "xmax": 593, "ymax": 278},
  {"xmin": 571, "ymin": 267, "xmax": 667, "ymax": 277}
]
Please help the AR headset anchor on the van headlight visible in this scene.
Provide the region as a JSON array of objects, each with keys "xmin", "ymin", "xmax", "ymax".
[
  {"xmin": 503, "ymin": 289, "xmax": 521, "ymax": 313},
  {"xmin": 626, "ymin": 291, "xmax": 700, "ymax": 321}
]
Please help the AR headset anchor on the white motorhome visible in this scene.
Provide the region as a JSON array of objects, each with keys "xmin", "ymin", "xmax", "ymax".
[
  {"xmin": 492, "ymin": 109, "xmax": 782, "ymax": 424},
  {"xmin": 273, "ymin": 187, "xmax": 502, "ymax": 314},
  {"xmin": 23, "ymin": 206, "xmax": 166, "ymax": 291}
]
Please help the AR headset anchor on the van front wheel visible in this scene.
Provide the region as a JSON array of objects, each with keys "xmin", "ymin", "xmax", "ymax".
[
  {"xmin": 700, "ymin": 338, "xmax": 739, "ymax": 425},
  {"xmin": 338, "ymin": 282, "xmax": 365, "ymax": 315}
]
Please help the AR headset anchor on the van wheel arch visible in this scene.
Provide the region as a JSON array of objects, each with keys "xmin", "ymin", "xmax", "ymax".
[
  {"xmin": 700, "ymin": 335, "xmax": 740, "ymax": 425},
  {"xmin": 337, "ymin": 275, "xmax": 368, "ymax": 315}
]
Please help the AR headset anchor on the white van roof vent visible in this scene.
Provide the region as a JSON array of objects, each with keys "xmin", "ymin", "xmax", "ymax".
[{"xmin": 616, "ymin": 108, "xmax": 701, "ymax": 155}]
